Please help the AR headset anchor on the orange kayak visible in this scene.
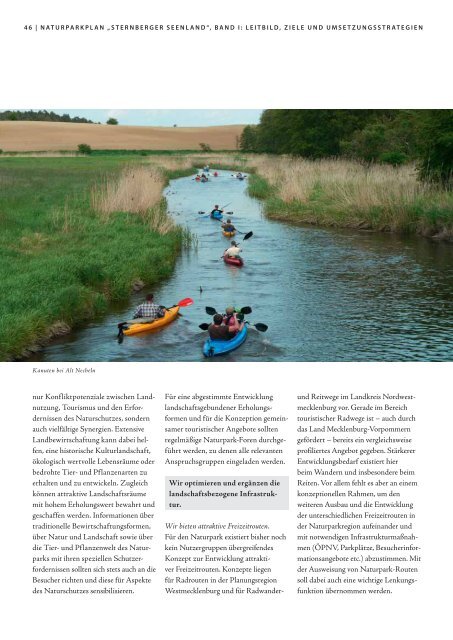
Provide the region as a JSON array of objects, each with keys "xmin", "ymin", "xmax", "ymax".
[{"xmin": 123, "ymin": 306, "xmax": 179, "ymax": 336}]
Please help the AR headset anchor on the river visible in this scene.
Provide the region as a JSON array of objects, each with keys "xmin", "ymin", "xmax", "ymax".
[{"xmin": 31, "ymin": 170, "xmax": 453, "ymax": 361}]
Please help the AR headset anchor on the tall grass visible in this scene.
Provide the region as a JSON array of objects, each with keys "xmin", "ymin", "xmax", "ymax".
[
  {"xmin": 91, "ymin": 165, "xmax": 164, "ymax": 217},
  {"xmin": 249, "ymin": 157, "xmax": 422, "ymax": 207},
  {"xmin": 148, "ymin": 153, "xmax": 250, "ymax": 174},
  {"xmin": 243, "ymin": 156, "xmax": 453, "ymax": 237}
]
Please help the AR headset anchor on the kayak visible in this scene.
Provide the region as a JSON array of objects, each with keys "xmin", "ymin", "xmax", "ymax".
[
  {"xmin": 211, "ymin": 211, "xmax": 223, "ymax": 220},
  {"xmin": 223, "ymin": 254, "xmax": 243, "ymax": 267},
  {"xmin": 203, "ymin": 323, "xmax": 248, "ymax": 357},
  {"xmin": 222, "ymin": 229, "xmax": 236, "ymax": 237},
  {"xmin": 123, "ymin": 306, "xmax": 179, "ymax": 336}
]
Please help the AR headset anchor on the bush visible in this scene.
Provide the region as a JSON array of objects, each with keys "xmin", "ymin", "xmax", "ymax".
[
  {"xmin": 380, "ymin": 151, "xmax": 408, "ymax": 166},
  {"xmin": 106, "ymin": 118, "xmax": 118, "ymax": 125},
  {"xmin": 199, "ymin": 143, "xmax": 212, "ymax": 152},
  {"xmin": 78, "ymin": 144, "xmax": 92, "ymax": 155}
]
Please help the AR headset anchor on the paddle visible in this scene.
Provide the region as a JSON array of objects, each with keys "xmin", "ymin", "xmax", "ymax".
[
  {"xmin": 250, "ymin": 322, "xmax": 268, "ymax": 332},
  {"xmin": 222, "ymin": 226, "xmax": 252, "ymax": 238},
  {"xmin": 198, "ymin": 202, "xmax": 232, "ymax": 215},
  {"xmin": 206, "ymin": 306, "xmax": 252, "ymax": 316},
  {"xmin": 199, "ymin": 321, "xmax": 267, "ymax": 332},
  {"xmin": 117, "ymin": 297, "xmax": 194, "ymax": 342}
]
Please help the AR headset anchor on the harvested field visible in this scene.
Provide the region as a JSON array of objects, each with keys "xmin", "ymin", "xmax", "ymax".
[{"xmin": 0, "ymin": 121, "xmax": 244, "ymax": 152}]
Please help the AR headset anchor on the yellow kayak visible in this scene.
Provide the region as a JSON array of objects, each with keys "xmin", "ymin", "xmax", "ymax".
[
  {"xmin": 123, "ymin": 306, "xmax": 179, "ymax": 336},
  {"xmin": 222, "ymin": 230, "xmax": 236, "ymax": 237}
]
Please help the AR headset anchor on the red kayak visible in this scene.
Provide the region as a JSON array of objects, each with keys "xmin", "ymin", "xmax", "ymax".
[{"xmin": 223, "ymin": 254, "xmax": 244, "ymax": 267}]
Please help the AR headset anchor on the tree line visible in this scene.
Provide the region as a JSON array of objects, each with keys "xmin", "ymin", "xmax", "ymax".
[
  {"xmin": 0, "ymin": 110, "xmax": 95, "ymax": 123},
  {"xmin": 240, "ymin": 110, "xmax": 453, "ymax": 186}
]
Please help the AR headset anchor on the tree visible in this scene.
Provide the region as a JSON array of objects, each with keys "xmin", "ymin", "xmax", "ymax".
[
  {"xmin": 342, "ymin": 124, "xmax": 387, "ymax": 162},
  {"xmin": 417, "ymin": 110, "xmax": 453, "ymax": 187},
  {"xmin": 106, "ymin": 118, "xmax": 118, "ymax": 125},
  {"xmin": 0, "ymin": 110, "xmax": 94, "ymax": 123},
  {"xmin": 77, "ymin": 143, "xmax": 92, "ymax": 155},
  {"xmin": 252, "ymin": 110, "xmax": 378, "ymax": 157},
  {"xmin": 239, "ymin": 125, "xmax": 258, "ymax": 152}
]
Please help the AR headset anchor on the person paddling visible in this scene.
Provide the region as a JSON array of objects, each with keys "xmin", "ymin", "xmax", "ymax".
[
  {"xmin": 208, "ymin": 313, "xmax": 241, "ymax": 341},
  {"xmin": 224, "ymin": 240, "xmax": 242, "ymax": 261},
  {"xmin": 210, "ymin": 204, "xmax": 224, "ymax": 218},
  {"xmin": 133, "ymin": 294, "xmax": 165, "ymax": 320},
  {"xmin": 222, "ymin": 218, "xmax": 236, "ymax": 233}
]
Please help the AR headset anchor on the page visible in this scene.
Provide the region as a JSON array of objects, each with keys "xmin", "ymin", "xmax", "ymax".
[{"xmin": 1, "ymin": 2, "xmax": 452, "ymax": 639}]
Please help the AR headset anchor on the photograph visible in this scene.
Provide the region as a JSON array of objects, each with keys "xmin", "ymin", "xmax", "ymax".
[{"xmin": 1, "ymin": 108, "xmax": 452, "ymax": 362}]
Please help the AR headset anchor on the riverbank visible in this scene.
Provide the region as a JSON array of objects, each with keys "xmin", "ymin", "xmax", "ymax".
[
  {"xmin": 244, "ymin": 157, "xmax": 453, "ymax": 240},
  {"xmin": 147, "ymin": 153, "xmax": 453, "ymax": 240},
  {"xmin": 0, "ymin": 156, "xmax": 187, "ymax": 360}
]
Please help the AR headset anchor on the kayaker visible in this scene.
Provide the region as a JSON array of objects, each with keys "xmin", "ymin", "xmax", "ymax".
[
  {"xmin": 208, "ymin": 313, "xmax": 240, "ymax": 341},
  {"xmin": 195, "ymin": 175, "xmax": 201, "ymax": 182},
  {"xmin": 213, "ymin": 171, "xmax": 218, "ymax": 177},
  {"xmin": 201, "ymin": 173, "xmax": 208, "ymax": 182},
  {"xmin": 133, "ymin": 294, "xmax": 165, "ymax": 319},
  {"xmin": 236, "ymin": 172, "xmax": 244, "ymax": 179},
  {"xmin": 211, "ymin": 204, "xmax": 224, "ymax": 218},
  {"xmin": 222, "ymin": 218, "xmax": 236, "ymax": 232},
  {"xmin": 223, "ymin": 306, "xmax": 242, "ymax": 329},
  {"xmin": 224, "ymin": 240, "xmax": 242, "ymax": 259}
]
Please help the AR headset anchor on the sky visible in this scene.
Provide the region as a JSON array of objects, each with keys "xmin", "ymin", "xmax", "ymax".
[{"xmin": 51, "ymin": 109, "xmax": 263, "ymax": 126}]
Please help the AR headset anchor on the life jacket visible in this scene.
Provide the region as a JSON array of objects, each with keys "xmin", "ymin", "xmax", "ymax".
[{"xmin": 223, "ymin": 313, "xmax": 235, "ymax": 326}]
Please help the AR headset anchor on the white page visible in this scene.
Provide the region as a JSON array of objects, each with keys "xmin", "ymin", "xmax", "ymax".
[{"xmin": 1, "ymin": 1, "xmax": 452, "ymax": 639}]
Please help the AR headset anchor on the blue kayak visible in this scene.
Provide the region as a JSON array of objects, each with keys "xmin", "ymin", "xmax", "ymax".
[
  {"xmin": 203, "ymin": 324, "xmax": 248, "ymax": 357},
  {"xmin": 210, "ymin": 211, "xmax": 223, "ymax": 220}
]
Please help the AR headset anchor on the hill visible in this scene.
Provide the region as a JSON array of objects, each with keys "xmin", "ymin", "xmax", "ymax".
[{"xmin": 0, "ymin": 121, "xmax": 244, "ymax": 152}]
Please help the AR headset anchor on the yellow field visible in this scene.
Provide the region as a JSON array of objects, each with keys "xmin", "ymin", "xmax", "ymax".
[{"xmin": 0, "ymin": 121, "xmax": 244, "ymax": 151}]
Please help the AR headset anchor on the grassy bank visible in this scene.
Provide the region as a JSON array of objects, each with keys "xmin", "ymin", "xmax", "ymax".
[
  {"xmin": 244, "ymin": 157, "xmax": 453, "ymax": 239},
  {"xmin": 0, "ymin": 156, "xmax": 186, "ymax": 360}
]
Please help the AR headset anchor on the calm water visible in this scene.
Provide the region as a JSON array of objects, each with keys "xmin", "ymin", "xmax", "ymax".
[{"xmin": 32, "ymin": 171, "xmax": 453, "ymax": 361}]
